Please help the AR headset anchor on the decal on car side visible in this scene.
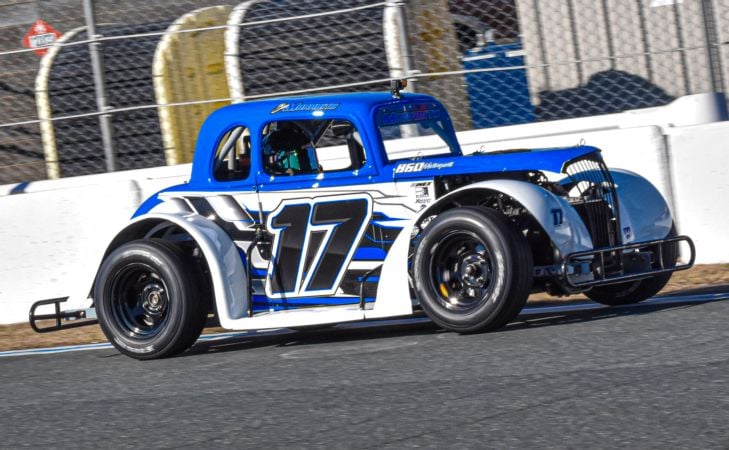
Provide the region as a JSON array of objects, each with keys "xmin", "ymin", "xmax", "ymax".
[
  {"xmin": 413, "ymin": 181, "xmax": 435, "ymax": 210},
  {"xmin": 270, "ymin": 102, "xmax": 340, "ymax": 114},
  {"xmin": 185, "ymin": 196, "xmax": 257, "ymax": 241},
  {"xmin": 394, "ymin": 161, "xmax": 454, "ymax": 173},
  {"xmin": 265, "ymin": 193, "xmax": 374, "ymax": 298}
]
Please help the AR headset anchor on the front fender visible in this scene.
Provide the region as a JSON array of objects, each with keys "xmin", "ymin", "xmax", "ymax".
[
  {"xmin": 610, "ymin": 169, "xmax": 673, "ymax": 242},
  {"xmin": 417, "ymin": 179, "xmax": 594, "ymax": 257},
  {"xmin": 93, "ymin": 213, "xmax": 248, "ymax": 329}
]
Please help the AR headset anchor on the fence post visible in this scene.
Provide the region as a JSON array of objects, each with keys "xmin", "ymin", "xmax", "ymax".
[
  {"xmin": 83, "ymin": 0, "xmax": 116, "ymax": 172},
  {"xmin": 699, "ymin": 0, "xmax": 725, "ymax": 95},
  {"xmin": 389, "ymin": 0, "xmax": 417, "ymax": 90}
]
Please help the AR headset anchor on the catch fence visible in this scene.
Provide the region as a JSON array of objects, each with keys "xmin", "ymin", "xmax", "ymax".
[{"xmin": 0, "ymin": 0, "xmax": 725, "ymax": 184}]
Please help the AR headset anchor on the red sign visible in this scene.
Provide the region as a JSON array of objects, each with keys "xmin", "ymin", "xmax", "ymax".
[{"xmin": 22, "ymin": 19, "xmax": 62, "ymax": 57}]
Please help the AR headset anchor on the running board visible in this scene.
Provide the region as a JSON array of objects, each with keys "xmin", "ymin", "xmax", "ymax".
[{"xmin": 221, "ymin": 306, "xmax": 366, "ymax": 331}]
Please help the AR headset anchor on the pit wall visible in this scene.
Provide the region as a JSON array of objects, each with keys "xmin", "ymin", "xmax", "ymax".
[{"xmin": 0, "ymin": 93, "xmax": 726, "ymax": 324}]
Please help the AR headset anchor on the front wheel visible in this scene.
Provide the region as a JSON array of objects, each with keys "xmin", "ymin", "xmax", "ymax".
[
  {"xmin": 94, "ymin": 239, "xmax": 208, "ymax": 359},
  {"xmin": 412, "ymin": 207, "xmax": 533, "ymax": 333}
]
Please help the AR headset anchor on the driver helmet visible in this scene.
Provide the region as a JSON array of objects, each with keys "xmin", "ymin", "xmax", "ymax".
[{"xmin": 263, "ymin": 127, "xmax": 314, "ymax": 174}]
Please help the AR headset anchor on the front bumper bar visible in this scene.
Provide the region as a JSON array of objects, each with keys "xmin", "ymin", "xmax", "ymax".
[{"xmin": 562, "ymin": 235, "xmax": 696, "ymax": 288}]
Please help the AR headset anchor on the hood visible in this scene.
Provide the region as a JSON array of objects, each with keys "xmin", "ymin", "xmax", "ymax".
[{"xmin": 391, "ymin": 145, "xmax": 600, "ymax": 179}]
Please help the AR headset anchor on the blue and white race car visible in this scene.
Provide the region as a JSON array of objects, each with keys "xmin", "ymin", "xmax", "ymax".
[{"xmin": 32, "ymin": 82, "xmax": 694, "ymax": 359}]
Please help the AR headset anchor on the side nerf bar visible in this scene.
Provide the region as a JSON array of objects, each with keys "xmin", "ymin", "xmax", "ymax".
[
  {"xmin": 562, "ymin": 235, "xmax": 696, "ymax": 288},
  {"xmin": 29, "ymin": 297, "xmax": 98, "ymax": 333}
]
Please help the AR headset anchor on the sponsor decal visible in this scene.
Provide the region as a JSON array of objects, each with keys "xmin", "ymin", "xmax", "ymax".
[
  {"xmin": 381, "ymin": 108, "xmax": 442, "ymax": 125},
  {"xmin": 270, "ymin": 102, "xmax": 340, "ymax": 114},
  {"xmin": 413, "ymin": 182, "xmax": 433, "ymax": 209},
  {"xmin": 394, "ymin": 161, "xmax": 454, "ymax": 174}
]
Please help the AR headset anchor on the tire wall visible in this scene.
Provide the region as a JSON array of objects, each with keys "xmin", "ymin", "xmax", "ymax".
[{"xmin": 153, "ymin": 6, "xmax": 232, "ymax": 166}]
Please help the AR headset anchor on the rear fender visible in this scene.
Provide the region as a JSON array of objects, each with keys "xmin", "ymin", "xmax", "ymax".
[{"xmin": 92, "ymin": 213, "xmax": 248, "ymax": 329}]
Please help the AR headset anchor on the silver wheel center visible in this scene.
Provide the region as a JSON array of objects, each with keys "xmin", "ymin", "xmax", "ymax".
[
  {"xmin": 141, "ymin": 283, "xmax": 167, "ymax": 316},
  {"xmin": 460, "ymin": 254, "xmax": 489, "ymax": 288}
]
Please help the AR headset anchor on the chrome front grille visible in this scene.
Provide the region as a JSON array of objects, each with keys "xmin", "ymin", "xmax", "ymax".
[{"xmin": 563, "ymin": 153, "xmax": 620, "ymax": 248}]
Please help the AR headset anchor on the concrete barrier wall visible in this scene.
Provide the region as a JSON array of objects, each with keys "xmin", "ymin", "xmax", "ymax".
[
  {"xmin": 667, "ymin": 122, "xmax": 729, "ymax": 265},
  {"xmin": 1, "ymin": 96, "xmax": 727, "ymax": 324},
  {"xmin": 0, "ymin": 179, "xmax": 140, "ymax": 325},
  {"xmin": 0, "ymin": 165, "xmax": 189, "ymax": 324}
]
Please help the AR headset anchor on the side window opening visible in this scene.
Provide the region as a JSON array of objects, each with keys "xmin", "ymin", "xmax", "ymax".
[
  {"xmin": 213, "ymin": 126, "xmax": 251, "ymax": 182},
  {"xmin": 262, "ymin": 119, "xmax": 365, "ymax": 176}
]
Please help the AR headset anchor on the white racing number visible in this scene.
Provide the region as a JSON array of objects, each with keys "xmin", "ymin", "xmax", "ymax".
[
  {"xmin": 265, "ymin": 194, "xmax": 373, "ymax": 298},
  {"xmin": 394, "ymin": 162, "xmax": 425, "ymax": 173},
  {"xmin": 394, "ymin": 161, "xmax": 455, "ymax": 174}
]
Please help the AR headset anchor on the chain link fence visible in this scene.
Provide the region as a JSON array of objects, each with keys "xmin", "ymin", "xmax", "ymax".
[{"xmin": 0, "ymin": 0, "xmax": 726, "ymax": 185}]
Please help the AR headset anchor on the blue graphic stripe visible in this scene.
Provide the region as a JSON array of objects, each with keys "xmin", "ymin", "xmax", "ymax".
[
  {"xmin": 251, "ymin": 268, "xmax": 267, "ymax": 277},
  {"xmin": 251, "ymin": 295, "xmax": 375, "ymax": 312},
  {"xmin": 353, "ymin": 247, "xmax": 386, "ymax": 261},
  {"xmin": 252, "ymin": 295, "xmax": 371, "ymax": 305}
]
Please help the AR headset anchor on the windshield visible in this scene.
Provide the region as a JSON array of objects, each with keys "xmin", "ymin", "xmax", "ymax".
[{"xmin": 376, "ymin": 102, "xmax": 461, "ymax": 161}]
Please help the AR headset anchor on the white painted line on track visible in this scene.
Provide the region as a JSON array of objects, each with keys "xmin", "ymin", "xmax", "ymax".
[
  {"xmin": 0, "ymin": 342, "xmax": 113, "ymax": 357},
  {"xmin": 520, "ymin": 292, "xmax": 729, "ymax": 315},
  {"xmin": 2, "ymin": 293, "xmax": 728, "ymax": 358},
  {"xmin": 0, "ymin": 330, "xmax": 284, "ymax": 358}
]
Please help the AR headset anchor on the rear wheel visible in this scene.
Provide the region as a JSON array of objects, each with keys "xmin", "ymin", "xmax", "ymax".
[
  {"xmin": 94, "ymin": 239, "xmax": 208, "ymax": 359},
  {"xmin": 412, "ymin": 207, "xmax": 533, "ymax": 333},
  {"xmin": 586, "ymin": 226, "xmax": 678, "ymax": 306}
]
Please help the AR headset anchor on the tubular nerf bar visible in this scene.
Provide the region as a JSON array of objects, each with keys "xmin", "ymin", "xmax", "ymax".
[
  {"xmin": 562, "ymin": 235, "xmax": 696, "ymax": 288},
  {"xmin": 29, "ymin": 297, "xmax": 98, "ymax": 333}
]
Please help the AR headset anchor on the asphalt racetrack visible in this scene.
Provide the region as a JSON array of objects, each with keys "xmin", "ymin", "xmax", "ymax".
[{"xmin": 2, "ymin": 292, "xmax": 729, "ymax": 449}]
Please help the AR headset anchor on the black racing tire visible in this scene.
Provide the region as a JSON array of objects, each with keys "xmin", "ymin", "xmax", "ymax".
[
  {"xmin": 586, "ymin": 226, "xmax": 678, "ymax": 306},
  {"xmin": 412, "ymin": 207, "xmax": 533, "ymax": 333},
  {"xmin": 94, "ymin": 239, "xmax": 208, "ymax": 360}
]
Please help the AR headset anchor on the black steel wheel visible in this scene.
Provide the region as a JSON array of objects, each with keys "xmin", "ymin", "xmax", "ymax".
[
  {"xmin": 427, "ymin": 230, "xmax": 496, "ymax": 313},
  {"xmin": 413, "ymin": 207, "xmax": 533, "ymax": 333},
  {"xmin": 586, "ymin": 225, "xmax": 678, "ymax": 306},
  {"xmin": 94, "ymin": 239, "xmax": 207, "ymax": 359}
]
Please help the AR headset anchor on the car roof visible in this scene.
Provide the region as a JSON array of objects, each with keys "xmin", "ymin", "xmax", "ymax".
[{"xmin": 188, "ymin": 91, "xmax": 447, "ymax": 186}]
